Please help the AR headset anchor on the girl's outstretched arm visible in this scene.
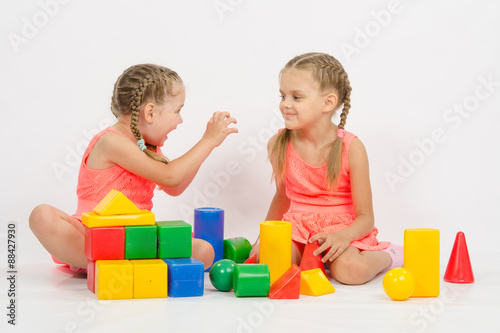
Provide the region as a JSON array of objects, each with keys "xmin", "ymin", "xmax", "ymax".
[
  {"xmin": 104, "ymin": 112, "xmax": 237, "ymax": 195},
  {"xmin": 310, "ymin": 137, "xmax": 375, "ymax": 262}
]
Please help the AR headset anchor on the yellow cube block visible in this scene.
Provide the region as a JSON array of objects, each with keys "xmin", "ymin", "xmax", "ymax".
[
  {"xmin": 131, "ymin": 259, "xmax": 168, "ymax": 299},
  {"xmin": 95, "ymin": 260, "xmax": 133, "ymax": 300},
  {"xmin": 82, "ymin": 210, "xmax": 155, "ymax": 228},
  {"xmin": 300, "ymin": 268, "xmax": 335, "ymax": 296},
  {"xmin": 259, "ymin": 221, "xmax": 292, "ymax": 284},
  {"xmin": 404, "ymin": 228, "xmax": 440, "ymax": 297},
  {"xmin": 93, "ymin": 189, "xmax": 141, "ymax": 215}
]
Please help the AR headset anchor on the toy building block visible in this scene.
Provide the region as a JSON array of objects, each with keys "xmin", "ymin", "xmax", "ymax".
[
  {"xmin": 156, "ymin": 221, "xmax": 192, "ymax": 259},
  {"xmin": 224, "ymin": 237, "xmax": 252, "ymax": 263},
  {"xmin": 131, "ymin": 259, "xmax": 168, "ymax": 298},
  {"xmin": 300, "ymin": 268, "xmax": 335, "ymax": 296},
  {"xmin": 243, "ymin": 252, "xmax": 258, "ymax": 264},
  {"xmin": 383, "ymin": 267, "xmax": 416, "ymax": 301},
  {"xmin": 268, "ymin": 264, "xmax": 301, "ymax": 299},
  {"xmin": 194, "ymin": 207, "xmax": 224, "ymax": 270},
  {"xmin": 300, "ymin": 233, "xmax": 326, "ymax": 276},
  {"xmin": 259, "ymin": 221, "xmax": 292, "ymax": 284},
  {"xmin": 124, "ymin": 225, "xmax": 158, "ymax": 259},
  {"xmin": 209, "ymin": 259, "xmax": 237, "ymax": 292},
  {"xmin": 82, "ymin": 210, "xmax": 155, "ymax": 228},
  {"xmin": 233, "ymin": 264, "xmax": 271, "ymax": 297},
  {"xmin": 444, "ymin": 231, "xmax": 474, "ymax": 283},
  {"xmin": 84, "ymin": 225, "xmax": 125, "ymax": 261},
  {"xmin": 95, "ymin": 260, "xmax": 133, "ymax": 300},
  {"xmin": 87, "ymin": 260, "xmax": 96, "ymax": 293},
  {"xmin": 163, "ymin": 258, "xmax": 204, "ymax": 297},
  {"xmin": 404, "ymin": 228, "xmax": 440, "ymax": 297},
  {"xmin": 93, "ymin": 189, "xmax": 140, "ymax": 215}
]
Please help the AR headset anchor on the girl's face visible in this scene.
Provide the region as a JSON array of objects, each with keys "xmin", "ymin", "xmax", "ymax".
[
  {"xmin": 279, "ymin": 69, "xmax": 332, "ymax": 130},
  {"xmin": 142, "ymin": 82, "xmax": 185, "ymax": 147}
]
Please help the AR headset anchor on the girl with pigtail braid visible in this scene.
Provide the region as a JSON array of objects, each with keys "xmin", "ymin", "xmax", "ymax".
[
  {"xmin": 29, "ymin": 64, "xmax": 237, "ymax": 272},
  {"xmin": 251, "ymin": 53, "xmax": 402, "ymax": 285}
]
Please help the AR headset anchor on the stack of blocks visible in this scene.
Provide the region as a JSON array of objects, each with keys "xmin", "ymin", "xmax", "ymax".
[{"xmin": 84, "ymin": 189, "xmax": 204, "ymax": 300}]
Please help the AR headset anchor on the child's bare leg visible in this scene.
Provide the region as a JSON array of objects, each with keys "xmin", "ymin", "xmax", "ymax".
[
  {"xmin": 291, "ymin": 241, "xmax": 305, "ymax": 266},
  {"xmin": 29, "ymin": 204, "xmax": 87, "ymax": 268},
  {"xmin": 328, "ymin": 246, "xmax": 391, "ymax": 285},
  {"xmin": 192, "ymin": 238, "xmax": 215, "ymax": 270}
]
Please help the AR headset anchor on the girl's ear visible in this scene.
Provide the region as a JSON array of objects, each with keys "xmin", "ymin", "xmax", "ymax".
[
  {"xmin": 323, "ymin": 93, "xmax": 338, "ymax": 113},
  {"xmin": 142, "ymin": 103, "xmax": 156, "ymax": 124}
]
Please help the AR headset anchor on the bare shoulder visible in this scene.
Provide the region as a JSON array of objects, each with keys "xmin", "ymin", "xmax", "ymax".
[
  {"xmin": 348, "ymin": 137, "xmax": 369, "ymax": 169},
  {"xmin": 97, "ymin": 131, "xmax": 134, "ymax": 150},
  {"xmin": 88, "ymin": 131, "xmax": 136, "ymax": 169}
]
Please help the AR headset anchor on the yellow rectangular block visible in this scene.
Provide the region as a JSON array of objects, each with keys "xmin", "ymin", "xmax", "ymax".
[
  {"xmin": 404, "ymin": 228, "xmax": 440, "ymax": 297},
  {"xmin": 131, "ymin": 259, "xmax": 168, "ymax": 299},
  {"xmin": 82, "ymin": 210, "xmax": 155, "ymax": 228},
  {"xmin": 300, "ymin": 268, "xmax": 335, "ymax": 296},
  {"xmin": 259, "ymin": 221, "xmax": 292, "ymax": 284},
  {"xmin": 93, "ymin": 189, "xmax": 141, "ymax": 215},
  {"xmin": 95, "ymin": 260, "xmax": 133, "ymax": 300}
]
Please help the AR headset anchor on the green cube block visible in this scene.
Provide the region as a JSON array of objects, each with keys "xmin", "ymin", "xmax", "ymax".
[
  {"xmin": 223, "ymin": 237, "xmax": 252, "ymax": 263},
  {"xmin": 125, "ymin": 225, "xmax": 158, "ymax": 259},
  {"xmin": 156, "ymin": 221, "xmax": 192, "ymax": 259}
]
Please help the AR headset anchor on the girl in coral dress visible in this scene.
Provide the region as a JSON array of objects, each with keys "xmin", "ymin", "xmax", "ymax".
[
  {"xmin": 254, "ymin": 53, "xmax": 402, "ymax": 285},
  {"xmin": 30, "ymin": 64, "xmax": 237, "ymax": 273}
]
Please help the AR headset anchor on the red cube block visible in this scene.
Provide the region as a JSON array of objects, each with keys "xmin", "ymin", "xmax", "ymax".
[{"xmin": 84, "ymin": 226, "xmax": 125, "ymax": 261}]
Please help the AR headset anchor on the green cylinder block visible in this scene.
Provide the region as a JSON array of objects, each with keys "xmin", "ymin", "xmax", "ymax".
[
  {"xmin": 223, "ymin": 237, "xmax": 252, "ymax": 263},
  {"xmin": 233, "ymin": 264, "xmax": 270, "ymax": 297}
]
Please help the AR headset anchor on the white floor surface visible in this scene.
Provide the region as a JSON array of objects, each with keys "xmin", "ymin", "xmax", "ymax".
[{"xmin": 2, "ymin": 252, "xmax": 499, "ymax": 333}]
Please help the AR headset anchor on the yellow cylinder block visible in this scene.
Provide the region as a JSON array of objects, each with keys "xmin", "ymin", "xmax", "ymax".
[
  {"xmin": 404, "ymin": 228, "xmax": 440, "ymax": 297},
  {"xmin": 259, "ymin": 221, "xmax": 292, "ymax": 284}
]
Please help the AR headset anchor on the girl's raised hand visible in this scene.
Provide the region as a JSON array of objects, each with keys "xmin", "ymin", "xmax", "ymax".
[
  {"xmin": 202, "ymin": 111, "xmax": 238, "ymax": 147},
  {"xmin": 309, "ymin": 230, "xmax": 351, "ymax": 263}
]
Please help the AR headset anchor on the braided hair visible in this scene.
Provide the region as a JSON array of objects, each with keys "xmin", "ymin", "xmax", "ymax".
[
  {"xmin": 270, "ymin": 53, "xmax": 352, "ymax": 190},
  {"xmin": 111, "ymin": 64, "xmax": 183, "ymax": 164}
]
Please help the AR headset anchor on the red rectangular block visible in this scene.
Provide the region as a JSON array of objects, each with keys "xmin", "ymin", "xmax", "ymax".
[{"xmin": 84, "ymin": 225, "xmax": 125, "ymax": 261}]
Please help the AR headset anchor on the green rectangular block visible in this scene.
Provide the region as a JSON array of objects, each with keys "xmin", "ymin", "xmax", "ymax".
[
  {"xmin": 156, "ymin": 221, "xmax": 192, "ymax": 259},
  {"xmin": 125, "ymin": 225, "xmax": 158, "ymax": 259}
]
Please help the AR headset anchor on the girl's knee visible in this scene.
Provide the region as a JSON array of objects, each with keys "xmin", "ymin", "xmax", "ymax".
[
  {"xmin": 330, "ymin": 255, "xmax": 372, "ymax": 285},
  {"xmin": 192, "ymin": 238, "xmax": 215, "ymax": 270},
  {"xmin": 29, "ymin": 204, "xmax": 54, "ymax": 232}
]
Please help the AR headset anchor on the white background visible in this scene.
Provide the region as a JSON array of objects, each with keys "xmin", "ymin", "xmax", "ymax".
[{"xmin": 0, "ymin": 1, "xmax": 499, "ymax": 332}]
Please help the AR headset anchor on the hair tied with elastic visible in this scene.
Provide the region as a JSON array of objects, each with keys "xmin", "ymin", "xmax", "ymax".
[
  {"xmin": 337, "ymin": 129, "xmax": 345, "ymax": 139},
  {"xmin": 137, "ymin": 139, "xmax": 147, "ymax": 152}
]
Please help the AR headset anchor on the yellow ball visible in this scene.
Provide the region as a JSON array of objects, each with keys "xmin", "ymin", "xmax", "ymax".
[{"xmin": 383, "ymin": 267, "xmax": 416, "ymax": 301}]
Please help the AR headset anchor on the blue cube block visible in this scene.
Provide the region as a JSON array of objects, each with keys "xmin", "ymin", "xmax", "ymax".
[{"xmin": 163, "ymin": 258, "xmax": 204, "ymax": 297}]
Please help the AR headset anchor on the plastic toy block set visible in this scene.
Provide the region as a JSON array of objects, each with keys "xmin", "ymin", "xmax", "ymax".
[
  {"xmin": 383, "ymin": 229, "xmax": 474, "ymax": 301},
  {"xmin": 84, "ymin": 189, "xmax": 201, "ymax": 299},
  {"xmin": 82, "ymin": 189, "xmax": 474, "ymax": 301},
  {"xmin": 209, "ymin": 219, "xmax": 336, "ymax": 299}
]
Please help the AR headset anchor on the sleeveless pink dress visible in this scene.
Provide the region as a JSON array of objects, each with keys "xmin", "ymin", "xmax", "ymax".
[
  {"xmin": 283, "ymin": 130, "xmax": 389, "ymax": 251},
  {"xmin": 72, "ymin": 127, "xmax": 158, "ymax": 221}
]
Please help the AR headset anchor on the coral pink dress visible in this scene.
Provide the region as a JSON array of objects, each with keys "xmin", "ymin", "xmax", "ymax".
[
  {"xmin": 283, "ymin": 130, "xmax": 389, "ymax": 251},
  {"xmin": 72, "ymin": 127, "xmax": 158, "ymax": 221}
]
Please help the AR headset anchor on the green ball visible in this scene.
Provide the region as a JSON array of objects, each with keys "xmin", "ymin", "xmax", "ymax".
[{"xmin": 209, "ymin": 259, "xmax": 237, "ymax": 292}]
